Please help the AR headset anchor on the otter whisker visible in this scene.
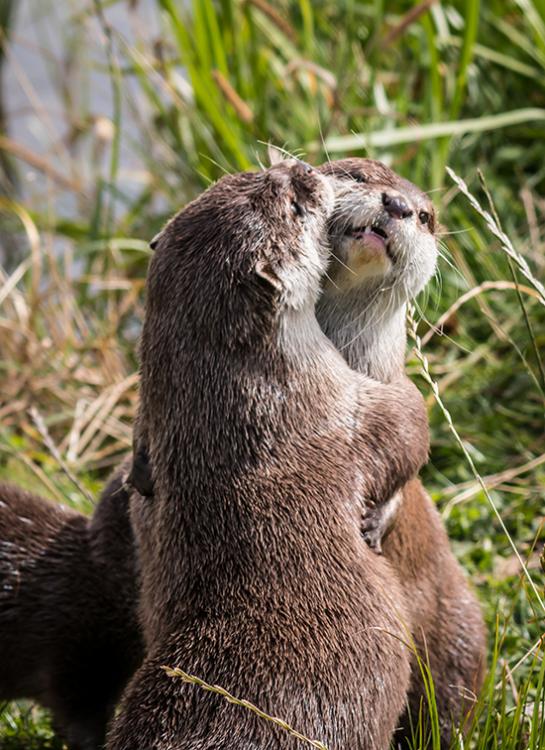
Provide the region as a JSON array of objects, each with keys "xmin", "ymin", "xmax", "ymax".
[
  {"xmin": 338, "ymin": 285, "xmax": 394, "ymax": 348},
  {"xmin": 411, "ymin": 300, "xmax": 470, "ymax": 353},
  {"xmin": 432, "ymin": 265, "xmax": 444, "ymax": 302},
  {"xmin": 317, "ymin": 118, "xmax": 333, "ymax": 167},
  {"xmin": 321, "ymin": 267, "xmax": 340, "ymax": 290},
  {"xmin": 327, "ymin": 249, "xmax": 357, "ymax": 276},
  {"xmin": 260, "ymin": 141, "xmax": 304, "ymax": 165},
  {"xmin": 344, "ymin": 288, "xmax": 398, "ymax": 347},
  {"xmin": 423, "ymin": 186, "xmax": 449, "ymax": 195},
  {"xmin": 255, "ymin": 150, "xmax": 267, "ymax": 172},
  {"xmin": 436, "ymin": 245, "xmax": 467, "ymax": 285},
  {"xmin": 199, "ymin": 153, "xmax": 234, "ymax": 176}
]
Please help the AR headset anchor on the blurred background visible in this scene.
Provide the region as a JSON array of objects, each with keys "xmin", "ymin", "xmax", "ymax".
[{"xmin": 0, "ymin": 1, "xmax": 544, "ymax": 746}]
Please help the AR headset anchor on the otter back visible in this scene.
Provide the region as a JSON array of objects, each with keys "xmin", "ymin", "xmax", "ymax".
[{"xmin": 0, "ymin": 479, "xmax": 142, "ymax": 750}]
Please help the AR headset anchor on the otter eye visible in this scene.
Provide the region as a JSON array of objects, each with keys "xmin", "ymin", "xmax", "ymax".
[
  {"xmin": 291, "ymin": 200, "xmax": 305, "ymax": 218},
  {"xmin": 351, "ymin": 173, "xmax": 367, "ymax": 183},
  {"xmin": 418, "ymin": 211, "xmax": 430, "ymax": 225}
]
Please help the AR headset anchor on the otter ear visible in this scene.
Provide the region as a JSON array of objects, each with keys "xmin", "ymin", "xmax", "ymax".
[
  {"xmin": 255, "ymin": 258, "xmax": 282, "ymax": 291},
  {"xmin": 267, "ymin": 144, "xmax": 287, "ymax": 167},
  {"xmin": 149, "ymin": 228, "xmax": 165, "ymax": 251}
]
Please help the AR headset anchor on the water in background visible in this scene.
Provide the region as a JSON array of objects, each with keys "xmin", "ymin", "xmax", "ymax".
[{"xmin": 2, "ymin": 0, "xmax": 161, "ymax": 247}]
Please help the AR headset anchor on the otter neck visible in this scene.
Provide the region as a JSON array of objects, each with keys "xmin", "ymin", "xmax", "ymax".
[{"xmin": 316, "ymin": 291, "xmax": 407, "ymax": 383}]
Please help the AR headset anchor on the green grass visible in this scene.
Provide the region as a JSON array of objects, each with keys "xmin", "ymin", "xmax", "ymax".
[
  {"xmin": 0, "ymin": 702, "xmax": 62, "ymax": 750},
  {"xmin": 0, "ymin": 0, "xmax": 544, "ymax": 747}
]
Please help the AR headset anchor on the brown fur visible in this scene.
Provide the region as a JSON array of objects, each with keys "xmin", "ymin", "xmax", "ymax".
[
  {"xmin": 122, "ymin": 158, "xmax": 486, "ymax": 742},
  {"xmin": 0, "ymin": 476, "xmax": 143, "ymax": 750},
  {"xmin": 317, "ymin": 158, "xmax": 486, "ymax": 745},
  {"xmin": 0, "ymin": 159, "xmax": 484, "ymax": 749},
  {"xmin": 106, "ymin": 162, "xmax": 429, "ymax": 750},
  {"xmin": 383, "ymin": 479, "xmax": 486, "ymax": 743}
]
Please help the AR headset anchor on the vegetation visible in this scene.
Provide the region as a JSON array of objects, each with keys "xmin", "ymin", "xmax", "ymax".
[{"xmin": 0, "ymin": 0, "xmax": 544, "ymax": 747}]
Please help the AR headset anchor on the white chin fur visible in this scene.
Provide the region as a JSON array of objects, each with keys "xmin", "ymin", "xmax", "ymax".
[
  {"xmin": 326, "ymin": 195, "xmax": 437, "ymax": 304},
  {"xmin": 316, "ymin": 194, "xmax": 438, "ymax": 381}
]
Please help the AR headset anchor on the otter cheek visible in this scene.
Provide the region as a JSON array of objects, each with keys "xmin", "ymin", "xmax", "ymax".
[{"xmin": 397, "ymin": 234, "xmax": 438, "ymax": 298}]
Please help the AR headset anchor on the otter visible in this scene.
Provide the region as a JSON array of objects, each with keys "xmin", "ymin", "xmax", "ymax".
[
  {"xmin": 120, "ymin": 157, "xmax": 486, "ymax": 744},
  {"xmin": 317, "ymin": 158, "xmax": 486, "ymax": 745},
  {"xmin": 0, "ymin": 474, "xmax": 142, "ymax": 750},
  {"xmin": 106, "ymin": 160, "xmax": 429, "ymax": 749},
  {"xmin": 128, "ymin": 157, "xmax": 486, "ymax": 743},
  {"xmin": 0, "ymin": 158, "xmax": 484, "ymax": 749}
]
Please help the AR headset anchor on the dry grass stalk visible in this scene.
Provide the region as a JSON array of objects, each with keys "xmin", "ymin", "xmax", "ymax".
[
  {"xmin": 446, "ymin": 167, "xmax": 545, "ymax": 306},
  {"xmin": 420, "ymin": 280, "xmax": 540, "ymax": 347},
  {"xmin": 28, "ymin": 405, "xmax": 95, "ymax": 506},
  {"xmin": 408, "ymin": 304, "xmax": 545, "ymax": 616},
  {"xmin": 245, "ymin": 0, "xmax": 297, "ymax": 41},
  {"xmin": 442, "ymin": 452, "xmax": 545, "ymax": 511},
  {"xmin": 163, "ymin": 667, "xmax": 329, "ymax": 750},
  {"xmin": 0, "ymin": 135, "xmax": 83, "ymax": 194},
  {"xmin": 212, "ymin": 70, "xmax": 254, "ymax": 124},
  {"xmin": 382, "ymin": 0, "xmax": 439, "ymax": 47}
]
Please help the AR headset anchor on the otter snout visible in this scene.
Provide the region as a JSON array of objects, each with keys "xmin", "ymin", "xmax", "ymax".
[
  {"xmin": 319, "ymin": 159, "xmax": 438, "ymax": 298},
  {"xmin": 294, "ymin": 159, "xmax": 314, "ymax": 176},
  {"xmin": 273, "ymin": 158, "xmax": 334, "ymax": 215},
  {"xmin": 382, "ymin": 191, "xmax": 413, "ymax": 220}
]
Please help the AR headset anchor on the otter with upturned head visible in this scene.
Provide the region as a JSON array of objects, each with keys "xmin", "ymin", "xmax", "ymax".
[
  {"xmin": 107, "ymin": 160, "xmax": 428, "ymax": 750},
  {"xmin": 318, "ymin": 157, "xmax": 486, "ymax": 746},
  {"xmin": 0, "ymin": 158, "xmax": 484, "ymax": 749}
]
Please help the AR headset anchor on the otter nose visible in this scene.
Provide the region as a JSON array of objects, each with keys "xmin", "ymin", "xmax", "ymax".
[
  {"xmin": 295, "ymin": 159, "xmax": 314, "ymax": 175},
  {"xmin": 382, "ymin": 192, "xmax": 413, "ymax": 220}
]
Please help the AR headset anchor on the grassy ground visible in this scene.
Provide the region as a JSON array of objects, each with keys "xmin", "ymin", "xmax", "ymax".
[{"xmin": 0, "ymin": 0, "xmax": 544, "ymax": 747}]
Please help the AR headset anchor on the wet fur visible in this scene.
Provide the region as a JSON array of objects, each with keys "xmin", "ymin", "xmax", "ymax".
[
  {"xmin": 107, "ymin": 162, "xmax": 429, "ymax": 750},
  {"xmin": 318, "ymin": 158, "xmax": 486, "ymax": 745},
  {"xmin": 0, "ymin": 476, "xmax": 142, "ymax": 750}
]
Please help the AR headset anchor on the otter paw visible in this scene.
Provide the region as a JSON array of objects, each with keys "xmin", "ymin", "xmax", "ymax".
[
  {"xmin": 360, "ymin": 515, "xmax": 383, "ymax": 554},
  {"xmin": 361, "ymin": 492, "xmax": 402, "ymax": 554}
]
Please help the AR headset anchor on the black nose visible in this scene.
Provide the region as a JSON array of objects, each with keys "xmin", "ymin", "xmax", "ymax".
[
  {"xmin": 382, "ymin": 192, "xmax": 413, "ymax": 220},
  {"xmin": 296, "ymin": 159, "xmax": 314, "ymax": 175}
]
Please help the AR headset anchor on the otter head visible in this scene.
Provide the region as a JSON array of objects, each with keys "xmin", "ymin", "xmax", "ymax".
[
  {"xmin": 136, "ymin": 160, "xmax": 334, "ymax": 508},
  {"xmin": 319, "ymin": 158, "xmax": 437, "ymax": 307},
  {"xmin": 247, "ymin": 159, "xmax": 335, "ymax": 313},
  {"xmin": 144, "ymin": 160, "xmax": 333, "ymax": 363},
  {"xmin": 315, "ymin": 158, "xmax": 438, "ymax": 379}
]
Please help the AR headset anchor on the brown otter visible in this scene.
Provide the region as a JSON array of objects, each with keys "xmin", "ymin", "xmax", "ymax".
[
  {"xmin": 0, "ymin": 159, "xmax": 484, "ymax": 748},
  {"xmin": 317, "ymin": 158, "xmax": 486, "ymax": 745},
  {"xmin": 0, "ymin": 473, "xmax": 142, "ymax": 750},
  {"xmin": 106, "ymin": 160, "xmax": 429, "ymax": 749},
  {"xmin": 127, "ymin": 157, "xmax": 486, "ymax": 744}
]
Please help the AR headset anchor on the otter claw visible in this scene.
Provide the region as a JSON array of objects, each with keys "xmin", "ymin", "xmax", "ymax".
[{"xmin": 361, "ymin": 526, "xmax": 383, "ymax": 554}]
